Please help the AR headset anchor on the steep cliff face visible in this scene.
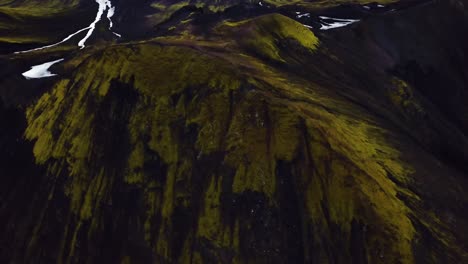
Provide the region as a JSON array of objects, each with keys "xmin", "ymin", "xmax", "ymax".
[{"xmin": 1, "ymin": 0, "xmax": 468, "ymax": 263}]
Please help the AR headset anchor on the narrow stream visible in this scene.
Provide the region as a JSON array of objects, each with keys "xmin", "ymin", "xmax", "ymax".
[{"xmin": 15, "ymin": 0, "xmax": 120, "ymax": 54}]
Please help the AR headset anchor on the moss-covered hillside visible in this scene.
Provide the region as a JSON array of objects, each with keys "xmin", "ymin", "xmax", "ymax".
[{"xmin": 1, "ymin": 0, "xmax": 468, "ymax": 263}]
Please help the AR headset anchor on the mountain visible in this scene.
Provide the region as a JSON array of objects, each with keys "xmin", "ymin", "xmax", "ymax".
[{"xmin": 1, "ymin": 0, "xmax": 468, "ymax": 263}]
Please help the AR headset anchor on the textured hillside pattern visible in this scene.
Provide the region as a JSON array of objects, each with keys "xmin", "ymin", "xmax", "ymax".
[{"xmin": 1, "ymin": 0, "xmax": 468, "ymax": 263}]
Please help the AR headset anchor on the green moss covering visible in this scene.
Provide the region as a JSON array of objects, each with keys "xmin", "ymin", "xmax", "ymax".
[
  {"xmin": 7, "ymin": 1, "xmax": 467, "ymax": 263},
  {"xmin": 218, "ymin": 14, "xmax": 318, "ymax": 61},
  {"xmin": 22, "ymin": 37, "xmax": 420, "ymax": 262}
]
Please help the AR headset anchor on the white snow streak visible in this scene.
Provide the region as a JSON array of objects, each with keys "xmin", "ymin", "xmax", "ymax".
[
  {"xmin": 319, "ymin": 16, "xmax": 360, "ymax": 30},
  {"xmin": 15, "ymin": 0, "xmax": 120, "ymax": 54}
]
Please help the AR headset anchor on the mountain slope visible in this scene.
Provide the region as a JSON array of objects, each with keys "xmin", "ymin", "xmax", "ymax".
[{"xmin": 1, "ymin": 0, "xmax": 468, "ymax": 263}]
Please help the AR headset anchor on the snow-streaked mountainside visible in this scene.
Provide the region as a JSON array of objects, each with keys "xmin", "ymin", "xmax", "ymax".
[{"xmin": 1, "ymin": 0, "xmax": 468, "ymax": 263}]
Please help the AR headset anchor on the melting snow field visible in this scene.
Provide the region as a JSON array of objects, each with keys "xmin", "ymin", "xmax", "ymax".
[
  {"xmin": 15, "ymin": 0, "xmax": 120, "ymax": 54},
  {"xmin": 319, "ymin": 16, "xmax": 360, "ymax": 30},
  {"xmin": 22, "ymin": 59, "xmax": 64, "ymax": 79}
]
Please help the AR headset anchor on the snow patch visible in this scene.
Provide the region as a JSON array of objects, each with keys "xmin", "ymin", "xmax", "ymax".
[
  {"xmin": 22, "ymin": 59, "xmax": 64, "ymax": 79},
  {"xmin": 296, "ymin": 13, "xmax": 311, "ymax": 19},
  {"xmin": 319, "ymin": 16, "xmax": 360, "ymax": 30}
]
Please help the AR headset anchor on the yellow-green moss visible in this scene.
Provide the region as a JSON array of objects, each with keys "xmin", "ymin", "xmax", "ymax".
[
  {"xmin": 218, "ymin": 13, "xmax": 319, "ymax": 61},
  {"xmin": 24, "ymin": 37, "xmax": 421, "ymax": 263},
  {"xmin": 388, "ymin": 78, "xmax": 425, "ymax": 116}
]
